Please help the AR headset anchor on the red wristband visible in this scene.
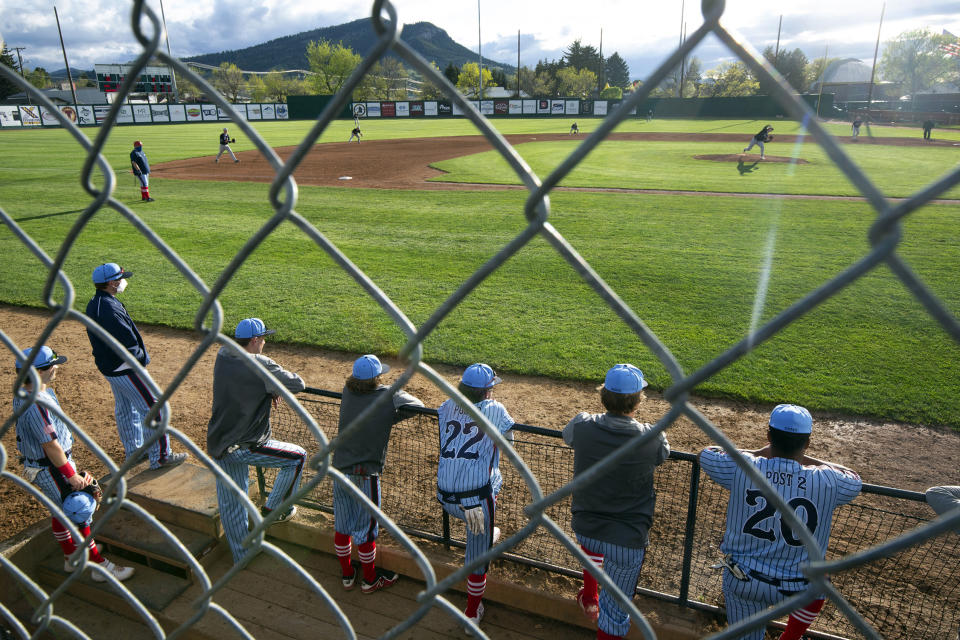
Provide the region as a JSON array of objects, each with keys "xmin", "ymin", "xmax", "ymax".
[{"xmin": 56, "ymin": 462, "xmax": 76, "ymax": 479}]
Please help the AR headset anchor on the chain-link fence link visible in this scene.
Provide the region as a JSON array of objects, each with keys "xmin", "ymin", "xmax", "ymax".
[{"xmin": 2, "ymin": 0, "xmax": 960, "ymax": 638}]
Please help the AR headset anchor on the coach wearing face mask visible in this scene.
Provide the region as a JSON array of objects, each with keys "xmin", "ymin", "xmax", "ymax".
[{"xmin": 85, "ymin": 262, "xmax": 187, "ymax": 470}]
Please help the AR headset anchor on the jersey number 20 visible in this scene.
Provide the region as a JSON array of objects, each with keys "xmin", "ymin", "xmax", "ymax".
[
  {"xmin": 440, "ymin": 420, "xmax": 484, "ymax": 460},
  {"xmin": 741, "ymin": 489, "xmax": 819, "ymax": 546}
]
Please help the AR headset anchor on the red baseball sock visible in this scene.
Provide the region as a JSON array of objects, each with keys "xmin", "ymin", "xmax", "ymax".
[
  {"xmin": 80, "ymin": 525, "xmax": 105, "ymax": 563},
  {"xmin": 465, "ymin": 573, "xmax": 486, "ymax": 617},
  {"xmin": 597, "ymin": 629, "xmax": 622, "ymax": 640},
  {"xmin": 52, "ymin": 517, "xmax": 76, "ymax": 556},
  {"xmin": 357, "ymin": 541, "xmax": 377, "ymax": 583},
  {"xmin": 140, "ymin": 186, "xmax": 149, "ymax": 200},
  {"xmin": 581, "ymin": 545, "xmax": 603, "ymax": 604},
  {"xmin": 780, "ymin": 598, "xmax": 825, "ymax": 640},
  {"xmin": 334, "ymin": 532, "xmax": 353, "ymax": 577}
]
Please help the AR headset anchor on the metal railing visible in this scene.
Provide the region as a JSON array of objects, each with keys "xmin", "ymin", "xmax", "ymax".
[{"xmin": 2, "ymin": 1, "xmax": 959, "ymax": 639}]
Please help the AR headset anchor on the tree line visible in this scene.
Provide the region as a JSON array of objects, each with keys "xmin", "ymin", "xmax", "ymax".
[{"xmin": 1, "ymin": 27, "xmax": 956, "ymax": 104}]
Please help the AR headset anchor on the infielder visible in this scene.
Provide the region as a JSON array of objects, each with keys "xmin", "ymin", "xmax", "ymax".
[
  {"xmin": 207, "ymin": 318, "xmax": 307, "ymax": 563},
  {"xmin": 436, "ymin": 363, "xmax": 513, "ymax": 633},
  {"xmin": 570, "ymin": 121, "xmax": 580, "ymax": 135},
  {"xmin": 348, "ymin": 126, "xmax": 362, "ymax": 144},
  {"xmin": 699, "ymin": 404, "xmax": 862, "ymax": 640},
  {"xmin": 851, "ymin": 118, "xmax": 863, "ymax": 140},
  {"xmin": 130, "ymin": 140, "xmax": 153, "ymax": 202},
  {"xmin": 742, "ymin": 125, "xmax": 773, "ymax": 160},
  {"xmin": 216, "ymin": 127, "xmax": 239, "ymax": 163},
  {"xmin": 14, "ymin": 345, "xmax": 134, "ymax": 581},
  {"xmin": 563, "ymin": 364, "xmax": 669, "ymax": 639},
  {"xmin": 85, "ymin": 263, "xmax": 187, "ymax": 470},
  {"xmin": 332, "ymin": 355, "xmax": 423, "ymax": 593}
]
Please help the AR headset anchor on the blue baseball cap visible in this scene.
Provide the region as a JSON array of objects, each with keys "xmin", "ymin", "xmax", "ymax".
[
  {"xmin": 62, "ymin": 491, "xmax": 97, "ymax": 524},
  {"xmin": 461, "ymin": 363, "xmax": 501, "ymax": 389},
  {"xmin": 92, "ymin": 263, "xmax": 133, "ymax": 284},
  {"xmin": 235, "ymin": 318, "xmax": 276, "ymax": 339},
  {"xmin": 769, "ymin": 404, "xmax": 812, "ymax": 434},
  {"xmin": 603, "ymin": 364, "xmax": 647, "ymax": 394},
  {"xmin": 352, "ymin": 354, "xmax": 390, "ymax": 380},
  {"xmin": 15, "ymin": 346, "xmax": 67, "ymax": 370}
]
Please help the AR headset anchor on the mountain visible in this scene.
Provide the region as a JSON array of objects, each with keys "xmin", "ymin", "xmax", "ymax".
[{"xmin": 182, "ymin": 18, "xmax": 514, "ymax": 75}]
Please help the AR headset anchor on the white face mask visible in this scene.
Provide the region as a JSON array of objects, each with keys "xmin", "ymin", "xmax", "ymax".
[{"xmin": 116, "ymin": 278, "xmax": 128, "ymax": 294}]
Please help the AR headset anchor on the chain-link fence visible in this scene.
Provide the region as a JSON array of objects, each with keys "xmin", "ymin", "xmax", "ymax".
[{"xmin": 2, "ymin": 0, "xmax": 960, "ymax": 638}]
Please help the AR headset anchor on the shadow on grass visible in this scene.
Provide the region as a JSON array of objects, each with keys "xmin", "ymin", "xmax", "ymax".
[
  {"xmin": 737, "ymin": 159, "xmax": 760, "ymax": 175},
  {"xmin": 14, "ymin": 209, "xmax": 87, "ymax": 223}
]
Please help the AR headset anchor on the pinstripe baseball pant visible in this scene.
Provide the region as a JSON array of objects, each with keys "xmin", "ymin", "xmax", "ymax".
[
  {"xmin": 722, "ymin": 567, "xmax": 818, "ymax": 640},
  {"xmin": 576, "ymin": 533, "xmax": 646, "ymax": 638},
  {"xmin": 106, "ymin": 371, "xmax": 170, "ymax": 468},
  {"xmin": 439, "ymin": 493, "xmax": 496, "ymax": 575},
  {"xmin": 214, "ymin": 440, "xmax": 306, "ymax": 562},
  {"xmin": 333, "ymin": 473, "xmax": 380, "ymax": 544}
]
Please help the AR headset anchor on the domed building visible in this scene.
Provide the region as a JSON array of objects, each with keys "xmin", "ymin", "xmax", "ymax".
[{"xmin": 809, "ymin": 58, "xmax": 899, "ymax": 104}]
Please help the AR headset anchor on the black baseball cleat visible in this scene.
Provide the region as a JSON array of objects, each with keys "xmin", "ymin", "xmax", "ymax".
[
  {"xmin": 361, "ymin": 568, "xmax": 398, "ymax": 593},
  {"xmin": 261, "ymin": 505, "xmax": 297, "ymax": 523},
  {"xmin": 144, "ymin": 197, "xmax": 155, "ymax": 202}
]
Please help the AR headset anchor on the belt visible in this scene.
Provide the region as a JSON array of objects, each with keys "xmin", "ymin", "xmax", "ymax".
[
  {"xmin": 437, "ymin": 483, "xmax": 492, "ymax": 504},
  {"xmin": 748, "ymin": 569, "xmax": 809, "ymax": 587},
  {"xmin": 20, "ymin": 450, "xmax": 71, "ymax": 466}
]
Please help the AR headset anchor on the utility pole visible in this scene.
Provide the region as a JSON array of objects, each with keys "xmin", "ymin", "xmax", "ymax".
[
  {"xmin": 866, "ymin": 2, "xmax": 885, "ymax": 112},
  {"xmin": 816, "ymin": 45, "xmax": 828, "ymax": 118},
  {"xmin": 477, "ymin": 0, "xmax": 482, "ymax": 100},
  {"xmin": 54, "ymin": 6, "xmax": 79, "ymax": 107},
  {"xmin": 677, "ymin": 0, "xmax": 685, "ymax": 98},
  {"xmin": 775, "ymin": 15, "xmax": 782, "ymax": 62},
  {"xmin": 599, "ymin": 28, "xmax": 604, "ymax": 94},
  {"xmin": 158, "ymin": 0, "xmax": 180, "ymax": 102},
  {"xmin": 12, "ymin": 47, "xmax": 26, "ymax": 77},
  {"xmin": 516, "ymin": 30, "xmax": 521, "ymax": 98}
]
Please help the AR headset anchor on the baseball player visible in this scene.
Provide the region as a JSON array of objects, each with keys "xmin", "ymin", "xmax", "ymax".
[
  {"xmin": 926, "ymin": 485, "xmax": 960, "ymax": 533},
  {"xmin": 563, "ymin": 364, "xmax": 669, "ymax": 639},
  {"xmin": 207, "ymin": 318, "xmax": 307, "ymax": 563},
  {"xmin": 851, "ymin": 118, "xmax": 863, "ymax": 140},
  {"xmin": 570, "ymin": 121, "xmax": 579, "ymax": 135},
  {"xmin": 742, "ymin": 125, "xmax": 773, "ymax": 160},
  {"xmin": 215, "ymin": 127, "xmax": 239, "ymax": 163},
  {"xmin": 13, "ymin": 345, "xmax": 134, "ymax": 581},
  {"xmin": 130, "ymin": 140, "xmax": 153, "ymax": 202},
  {"xmin": 348, "ymin": 126, "xmax": 362, "ymax": 144},
  {"xmin": 699, "ymin": 404, "xmax": 862, "ymax": 640},
  {"xmin": 332, "ymin": 354, "xmax": 423, "ymax": 593},
  {"xmin": 436, "ymin": 363, "xmax": 513, "ymax": 634},
  {"xmin": 922, "ymin": 119, "xmax": 935, "ymax": 141},
  {"xmin": 85, "ymin": 263, "xmax": 187, "ymax": 470}
]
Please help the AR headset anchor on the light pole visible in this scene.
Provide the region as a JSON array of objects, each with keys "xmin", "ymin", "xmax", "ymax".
[{"xmin": 158, "ymin": 0, "xmax": 180, "ymax": 102}]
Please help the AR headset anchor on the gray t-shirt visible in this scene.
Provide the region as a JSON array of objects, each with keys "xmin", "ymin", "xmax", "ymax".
[
  {"xmin": 206, "ymin": 347, "xmax": 305, "ymax": 458},
  {"xmin": 333, "ymin": 385, "xmax": 423, "ymax": 475},
  {"xmin": 563, "ymin": 412, "xmax": 670, "ymax": 548}
]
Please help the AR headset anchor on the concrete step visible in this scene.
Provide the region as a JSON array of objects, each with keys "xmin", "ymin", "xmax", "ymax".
[{"xmin": 116, "ymin": 462, "xmax": 221, "ymax": 538}]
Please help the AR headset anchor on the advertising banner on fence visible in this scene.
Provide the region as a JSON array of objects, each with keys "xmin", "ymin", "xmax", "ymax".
[
  {"xmin": 523, "ymin": 100, "xmax": 537, "ymax": 115},
  {"xmin": 594, "ymin": 101, "xmax": 608, "ymax": 116},
  {"xmin": 201, "ymin": 105, "xmax": 218, "ymax": 121},
  {"xmin": 117, "ymin": 105, "xmax": 134, "ymax": 124},
  {"xmin": 0, "ymin": 105, "xmax": 22, "ymax": 126},
  {"xmin": 184, "ymin": 104, "xmax": 202, "ymax": 121},
  {"xmin": 423, "ymin": 101, "xmax": 437, "ymax": 116},
  {"xmin": 76, "ymin": 105, "xmax": 95, "ymax": 124},
  {"xmin": 494, "ymin": 100, "xmax": 508, "ymax": 114},
  {"xmin": 59, "ymin": 105, "xmax": 79, "ymax": 123},
  {"xmin": 566, "ymin": 100, "xmax": 579, "ymax": 115},
  {"xmin": 261, "ymin": 104, "xmax": 276, "ymax": 119},
  {"xmin": 275, "ymin": 103, "xmax": 288, "ymax": 119},
  {"xmin": 19, "ymin": 106, "xmax": 41, "ymax": 125},
  {"xmin": 247, "ymin": 104, "xmax": 262, "ymax": 120},
  {"xmin": 552, "ymin": 100, "xmax": 566, "ymax": 114},
  {"xmin": 381, "ymin": 102, "xmax": 396, "ymax": 117},
  {"xmin": 437, "ymin": 102, "xmax": 452, "ymax": 116},
  {"xmin": 395, "ymin": 101, "xmax": 410, "ymax": 116},
  {"xmin": 364, "ymin": 102, "xmax": 380, "ymax": 117},
  {"xmin": 169, "ymin": 104, "xmax": 185, "ymax": 122},
  {"xmin": 580, "ymin": 101, "xmax": 593, "ymax": 115},
  {"xmin": 480, "ymin": 100, "xmax": 494, "ymax": 115},
  {"xmin": 410, "ymin": 101, "xmax": 424, "ymax": 117},
  {"xmin": 133, "ymin": 104, "xmax": 152, "ymax": 123},
  {"xmin": 217, "ymin": 106, "xmax": 230, "ymax": 120},
  {"xmin": 40, "ymin": 106, "xmax": 61, "ymax": 126},
  {"xmin": 537, "ymin": 100, "xmax": 550, "ymax": 114},
  {"xmin": 151, "ymin": 105, "xmax": 170, "ymax": 122},
  {"xmin": 94, "ymin": 105, "xmax": 111, "ymax": 124},
  {"xmin": 509, "ymin": 100, "xmax": 523, "ymax": 115}
]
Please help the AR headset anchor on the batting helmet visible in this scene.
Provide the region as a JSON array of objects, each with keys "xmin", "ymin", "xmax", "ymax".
[{"xmin": 62, "ymin": 491, "xmax": 97, "ymax": 524}]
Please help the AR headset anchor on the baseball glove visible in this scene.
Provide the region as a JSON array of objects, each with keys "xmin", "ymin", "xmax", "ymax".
[
  {"xmin": 766, "ymin": 135, "xmax": 774, "ymax": 142},
  {"xmin": 60, "ymin": 472, "xmax": 102, "ymax": 506},
  {"xmin": 230, "ymin": 138, "xmax": 236, "ymax": 143}
]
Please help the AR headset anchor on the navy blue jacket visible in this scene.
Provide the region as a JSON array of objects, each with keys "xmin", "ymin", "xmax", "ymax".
[
  {"xmin": 130, "ymin": 148, "xmax": 150, "ymax": 175},
  {"xmin": 85, "ymin": 290, "xmax": 149, "ymax": 376}
]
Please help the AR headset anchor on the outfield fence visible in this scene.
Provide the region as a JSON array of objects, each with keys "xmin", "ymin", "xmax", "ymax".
[
  {"xmin": 2, "ymin": 1, "xmax": 959, "ymax": 639},
  {"xmin": 261, "ymin": 389, "xmax": 960, "ymax": 640}
]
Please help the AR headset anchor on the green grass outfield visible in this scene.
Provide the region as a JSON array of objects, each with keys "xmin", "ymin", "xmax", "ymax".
[{"xmin": 1, "ymin": 118, "xmax": 959, "ymax": 427}]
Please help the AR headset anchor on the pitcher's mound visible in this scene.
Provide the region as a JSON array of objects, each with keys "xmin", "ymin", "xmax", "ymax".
[{"xmin": 696, "ymin": 154, "xmax": 810, "ymax": 164}]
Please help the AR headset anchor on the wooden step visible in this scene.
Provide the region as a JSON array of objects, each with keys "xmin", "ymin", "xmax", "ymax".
[{"xmin": 117, "ymin": 462, "xmax": 221, "ymax": 538}]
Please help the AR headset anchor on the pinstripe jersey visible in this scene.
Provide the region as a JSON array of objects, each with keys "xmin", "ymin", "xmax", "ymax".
[
  {"xmin": 14, "ymin": 388, "xmax": 72, "ymax": 463},
  {"xmin": 700, "ymin": 447, "xmax": 862, "ymax": 579},
  {"xmin": 436, "ymin": 398, "xmax": 514, "ymax": 507}
]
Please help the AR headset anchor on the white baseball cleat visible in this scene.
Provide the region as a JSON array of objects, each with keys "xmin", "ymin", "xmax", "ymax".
[
  {"xmin": 464, "ymin": 602, "xmax": 485, "ymax": 636},
  {"xmin": 92, "ymin": 559, "xmax": 135, "ymax": 582}
]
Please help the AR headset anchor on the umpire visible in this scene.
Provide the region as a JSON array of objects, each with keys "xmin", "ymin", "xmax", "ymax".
[{"xmin": 85, "ymin": 263, "xmax": 187, "ymax": 470}]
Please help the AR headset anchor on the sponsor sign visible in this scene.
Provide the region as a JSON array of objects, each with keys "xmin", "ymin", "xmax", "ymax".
[
  {"xmin": 480, "ymin": 100, "xmax": 494, "ymax": 115},
  {"xmin": 275, "ymin": 103, "xmax": 288, "ymax": 119},
  {"xmin": 580, "ymin": 101, "xmax": 593, "ymax": 115},
  {"xmin": 594, "ymin": 101, "xmax": 608, "ymax": 116},
  {"xmin": 381, "ymin": 101, "xmax": 396, "ymax": 117},
  {"xmin": 537, "ymin": 100, "xmax": 551, "ymax": 114},
  {"xmin": 132, "ymin": 104, "xmax": 152, "ymax": 123},
  {"xmin": 352, "ymin": 103, "xmax": 367, "ymax": 118},
  {"xmin": 0, "ymin": 105, "xmax": 23, "ymax": 126},
  {"xmin": 365, "ymin": 102, "xmax": 380, "ymax": 117},
  {"xmin": 40, "ymin": 106, "xmax": 61, "ymax": 126},
  {"xmin": 493, "ymin": 100, "xmax": 508, "ymax": 114},
  {"xmin": 169, "ymin": 104, "xmax": 186, "ymax": 122},
  {"xmin": 522, "ymin": 99, "xmax": 537, "ymax": 114},
  {"xmin": 410, "ymin": 101, "xmax": 425, "ymax": 117},
  {"xmin": 116, "ymin": 105, "xmax": 134, "ymax": 123},
  {"xmin": 231, "ymin": 104, "xmax": 248, "ymax": 120},
  {"xmin": 59, "ymin": 105, "xmax": 79, "ymax": 123},
  {"xmin": 151, "ymin": 105, "xmax": 170, "ymax": 122},
  {"xmin": 261, "ymin": 103, "xmax": 276, "ymax": 119},
  {"xmin": 19, "ymin": 106, "xmax": 41, "ymax": 125},
  {"xmin": 201, "ymin": 105, "xmax": 218, "ymax": 121},
  {"xmin": 247, "ymin": 104, "xmax": 262, "ymax": 120},
  {"xmin": 423, "ymin": 101, "xmax": 437, "ymax": 116},
  {"xmin": 566, "ymin": 100, "xmax": 579, "ymax": 115},
  {"xmin": 437, "ymin": 102, "xmax": 452, "ymax": 116},
  {"xmin": 93, "ymin": 105, "xmax": 112, "ymax": 123},
  {"xmin": 185, "ymin": 104, "xmax": 203, "ymax": 121},
  {"xmin": 395, "ymin": 101, "xmax": 410, "ymax": 117},
  {"xmin": 76, "ymin": 105, "xmax": 95, "ymax": 125},
  {"xmin": 551, "ymin": 100, "xmax": 565, "ymax": 114},
  {"xmin": 508, "ymin": 100, "xmax": 523, "ymax": 115},
  {"xmin": 217, "ymin": 106, "xmax": 230, "ymax": 120}
]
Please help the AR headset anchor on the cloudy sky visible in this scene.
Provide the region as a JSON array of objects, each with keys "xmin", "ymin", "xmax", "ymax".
[{"xmin": 1, "ymin": 0, "xmax": 957, "ymax": 81}]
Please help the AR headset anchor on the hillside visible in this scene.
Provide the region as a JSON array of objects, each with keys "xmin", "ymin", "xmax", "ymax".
[{"xmin": 182, "ymin": 18, "xmax": 514, "ymax": 75}]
